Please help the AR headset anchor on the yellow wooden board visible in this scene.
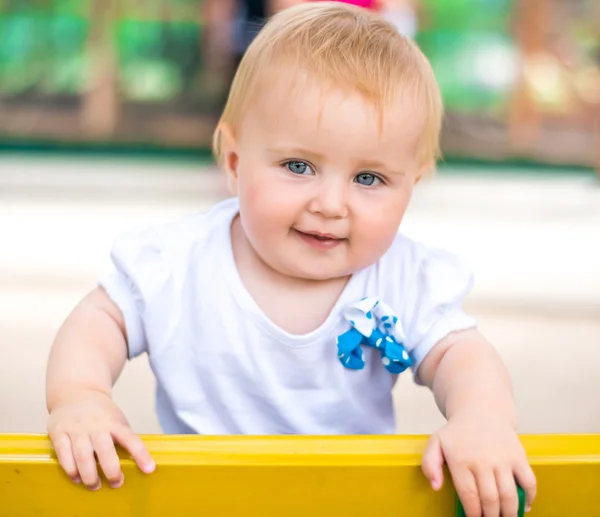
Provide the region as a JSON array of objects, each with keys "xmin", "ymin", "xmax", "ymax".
[{"xmin": 1, "ymin": 434, "xmax": 600, "ymax": 516}]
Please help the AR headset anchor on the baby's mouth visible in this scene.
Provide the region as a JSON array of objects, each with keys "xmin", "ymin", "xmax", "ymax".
[
  {"xmin": 293, "ymin": 229, "xmax": 346, "ymax": 249},
  {"xmin": 295, "ymin": 229, "xmax": 342, "ymax": 240}
]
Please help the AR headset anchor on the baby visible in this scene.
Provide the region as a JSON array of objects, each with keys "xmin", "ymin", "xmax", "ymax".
[{"xmin": 45, "ymin": 3, "xmax": 536, "ymax": 516}]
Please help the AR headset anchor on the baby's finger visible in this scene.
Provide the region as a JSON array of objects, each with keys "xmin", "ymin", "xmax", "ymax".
[
  {"xmin": 50, "ymin": 432, "xmax": 80, "ymax": 483},
  {"xmin": 72, "ymin": 435, "xmax": 100, "ymax": 490},
  {"xmin": 496, "ymin": 469, "xmax": 518, "ymax": 517},
  {"xmin": 112, "ymin": 425, "xmax": 156, "ymax": 474},
  {"xmin": 475, "ymin": 469, "xmax": 500, "ymax": 517},
  {"xmin": 421, "ymin": 434, "xmax": 444, "ymax": 490},
  {"xmin": 452, "ymin": 468, "xmax": 481, "ymax": 517},
  {"xmin": 514, "ymin": 461, "xmax": 537, "ymax": 512},
  {"xmin": 91, "ymin": 432, "xmax": 123, "ymax": 488}
]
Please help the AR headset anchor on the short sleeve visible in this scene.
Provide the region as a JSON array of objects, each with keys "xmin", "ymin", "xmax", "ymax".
[
  {"xmin": 402, "ymin": 248, "xmax": 477, "ymax": 376},
  {"xmin": 98, "ymin": 224, "xmax": 171, "ymax": 360}
]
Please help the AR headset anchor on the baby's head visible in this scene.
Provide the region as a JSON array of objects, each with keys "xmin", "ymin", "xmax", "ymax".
[{"xmin": 214, "ymin": 2, "xmax": 442, "ymax": 281}]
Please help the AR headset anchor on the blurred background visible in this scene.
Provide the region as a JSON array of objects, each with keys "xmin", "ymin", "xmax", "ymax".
[{"xmin": 1, "ymin": 0, "xmax": 599, "ymax": 436}]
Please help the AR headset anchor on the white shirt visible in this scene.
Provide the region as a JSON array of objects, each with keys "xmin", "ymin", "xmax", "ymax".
[{"xmin": 100, "ymin": 197, "xmax": 476, "ymax": 435}]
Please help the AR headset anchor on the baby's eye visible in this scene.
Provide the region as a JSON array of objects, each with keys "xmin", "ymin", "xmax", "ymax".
[
  {"xmin": 285, "ymin": 160, "xmax": 313, "ymax": 175},
  {"xmin": 355, "ymin": 173, "xmax": 381, "ymax": 186}
]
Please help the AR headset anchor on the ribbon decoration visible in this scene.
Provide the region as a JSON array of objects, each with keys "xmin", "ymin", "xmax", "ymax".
[{"xmin": 336, "ymin": 297, "xmax": 412, "ymax": 375}]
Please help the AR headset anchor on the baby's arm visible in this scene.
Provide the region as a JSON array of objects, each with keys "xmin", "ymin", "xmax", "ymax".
[
  {"xmin": 419, "ymin": 328, "xmax": 517, "ymax": 434},
  {"xmin": 46, "ymin": 287, "xmax": 155, "ymax": 490},
  {"xmin": 417, "ymin": 328, "xmax": 537, "ymax": 517}
]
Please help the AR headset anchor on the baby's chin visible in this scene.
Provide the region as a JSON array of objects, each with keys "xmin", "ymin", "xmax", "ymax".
[{"xmin": 275, "ymin": 261, "xmax": 359, "ymax": 283}]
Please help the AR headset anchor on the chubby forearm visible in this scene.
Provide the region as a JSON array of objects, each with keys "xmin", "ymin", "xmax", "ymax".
[
  {"xmin": 46, "ymin": 287, "xmax": 128, "ymax": 411},
  {"xmin": 420, "ymin": 329, "xmax": 517, "ymax": 428}
]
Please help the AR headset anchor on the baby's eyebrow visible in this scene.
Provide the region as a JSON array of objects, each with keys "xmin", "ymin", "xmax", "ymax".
[
  {"xmin": 359, "ymin": 160, "xmax": 406, "ymax": 176},
  {"xmin": 267, "ymin": 146, "xmax": 326, "ymax": 162}
]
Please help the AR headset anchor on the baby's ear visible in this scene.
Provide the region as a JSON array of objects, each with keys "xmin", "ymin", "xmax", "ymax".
[
  {"xmin": 415, "ymin": 160, "xmax": 436, "ymax": 184},
  {"xmin": 218, "ymin": 123, "xmax": 239, "ymax": 195}
]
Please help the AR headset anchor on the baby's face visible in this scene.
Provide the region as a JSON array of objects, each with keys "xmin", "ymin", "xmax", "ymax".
[{"xmin": 224, "ymin": 74, "xmax": 429, "ymax": 281}]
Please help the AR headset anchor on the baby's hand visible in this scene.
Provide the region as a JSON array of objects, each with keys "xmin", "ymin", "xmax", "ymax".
[
  {"xmin": 47, "ymin": 390, "xmax": 155, "ymax": 490},
  {"xmin": 421, "ymin": 409, "xmax": 536, "ymax": 516}
]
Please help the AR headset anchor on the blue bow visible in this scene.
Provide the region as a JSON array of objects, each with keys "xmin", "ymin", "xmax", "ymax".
[{"xmin": 336, "ymin": 297, "xmax": 412, "ymax": 375}]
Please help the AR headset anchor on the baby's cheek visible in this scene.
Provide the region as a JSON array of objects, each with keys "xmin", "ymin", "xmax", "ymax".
[
  {"xmin": 243, "ymin": 175, "xmax": 286, "ymax": 215},
  {"xmin": 351, "ymin": 211, "xmax": 403, "ymax": 260},
  {"xmin": 240, "ymin": 187, "xmax": 288, "ymax": 245},
  {"xmin": 349, "ymin": 229, "xmax": 390, "ymax": 269},
  {"xmin": 240, "ymin": 176, "xmax": 265, "ymax": 207}
]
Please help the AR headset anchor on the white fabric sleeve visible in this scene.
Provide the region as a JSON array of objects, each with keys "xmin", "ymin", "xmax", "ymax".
[
  {"xmin": 402, "ymin": 248, "xmax": 477, "ymax": 378},
  {"xmin": 98, "ymin": 224, "xmax": 169, "ymax": 360}
]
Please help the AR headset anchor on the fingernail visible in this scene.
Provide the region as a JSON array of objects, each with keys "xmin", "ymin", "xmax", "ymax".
[
  {"xmin": 89, "ymin": 481, "xmax": 102, "ymax": 491},
  {"xmin": 526, "ymin": 505, "xmax": 532, "ymax": 512},
  {"xmin": 110, "ymin": 475, "xmax": 124, "ymax": 489},
  {"xmin": 72, "ymin": 476, "xmax": 82, "ymax": 484},
  {"xmin": 143, "ymin": 460, "xmax": 156, "ymax": 474}
]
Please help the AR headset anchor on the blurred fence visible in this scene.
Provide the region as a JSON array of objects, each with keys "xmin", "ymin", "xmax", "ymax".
[
  {"xmin": 0, "ymin": 0, "xmax": 598, "ymax": 168},
  {"xmin": 418, "ymin": 0, "xmax": 599, "ymax": 169}
]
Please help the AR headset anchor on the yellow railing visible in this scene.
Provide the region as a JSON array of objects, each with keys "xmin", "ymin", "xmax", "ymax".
[{"xmin": 1, "ymin": 434, "xmax": 599, "ymax": 516}]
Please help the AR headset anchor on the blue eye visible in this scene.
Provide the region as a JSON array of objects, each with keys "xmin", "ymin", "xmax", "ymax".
[
  {"xmin": 286, "ymin": 161, "xmax": 313, "ymax": 175},
  {"xmin": 355, "ymin": 173, "xmax": 381, "ymax": 186}
]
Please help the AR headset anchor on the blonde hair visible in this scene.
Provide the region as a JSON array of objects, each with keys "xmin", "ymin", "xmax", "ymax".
[{"xmin": 212, "ymin": 1, "xmax": 443, "ymax": 167}]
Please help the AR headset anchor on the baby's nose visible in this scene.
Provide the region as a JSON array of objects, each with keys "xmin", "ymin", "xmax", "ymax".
[{"xmin": 310, "ymin": 181, "xmax": 349, "ymax": 219}]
